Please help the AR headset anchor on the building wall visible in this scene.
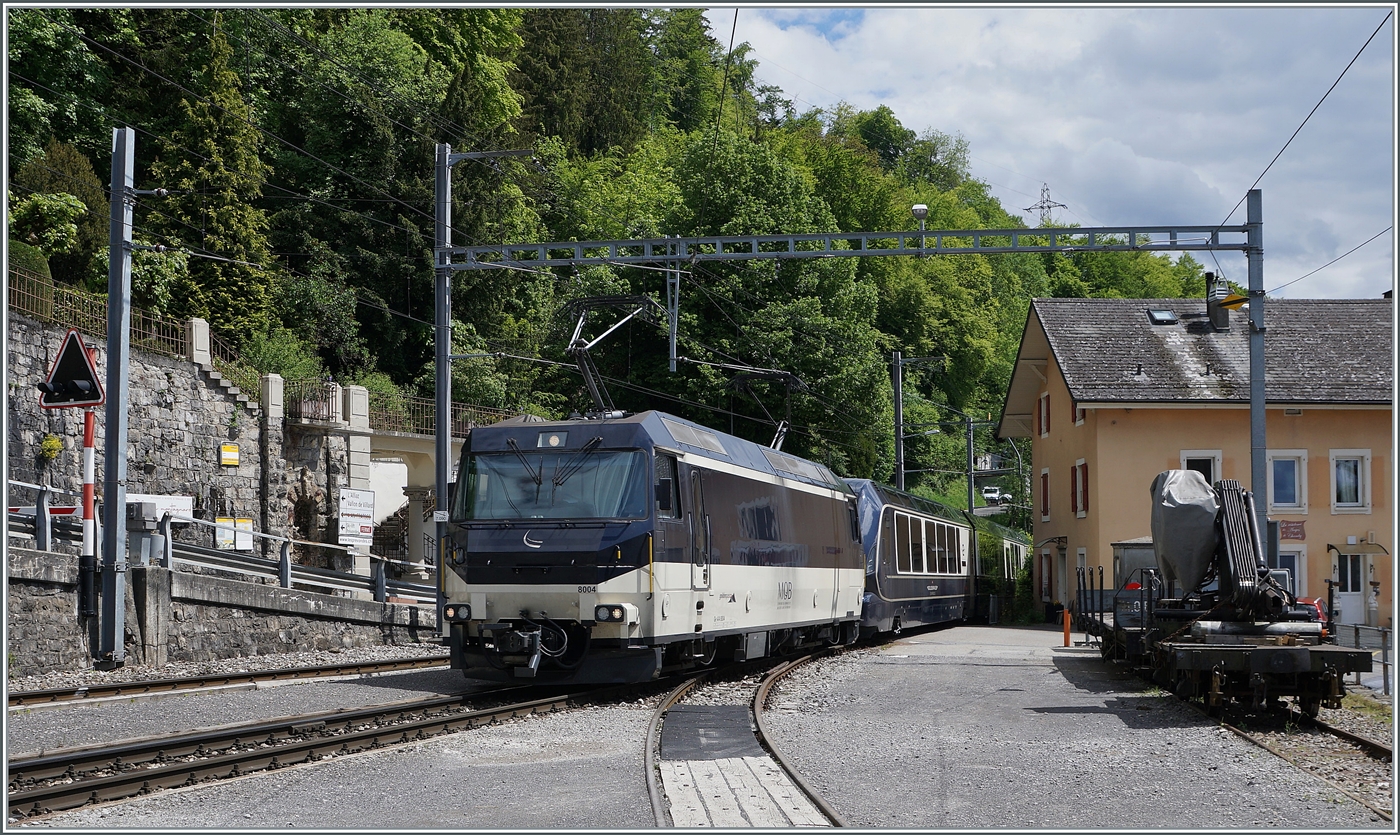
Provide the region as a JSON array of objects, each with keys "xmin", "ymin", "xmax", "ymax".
[{"xmin": 1033, "ymin": 372, "xmax": 1392, "ymax": 624}]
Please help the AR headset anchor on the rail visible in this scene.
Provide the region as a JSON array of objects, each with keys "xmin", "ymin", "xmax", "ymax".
[
  {"xmin": 160, "ymin": 514, "xmax": 435, "ymax": 604},
  {"xmin": 284, "ymin": 377, "xmax": 338, "ymax": 421}
]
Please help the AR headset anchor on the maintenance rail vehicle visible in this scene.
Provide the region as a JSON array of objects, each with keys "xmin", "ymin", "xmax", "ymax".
[
  {"xmin": 438, "ymin": 409, "xmax": 1030, "ymax": 684},
  {"xmin": 1078, "ymin": 469, "xmax": 1372, "ymax": 716}
]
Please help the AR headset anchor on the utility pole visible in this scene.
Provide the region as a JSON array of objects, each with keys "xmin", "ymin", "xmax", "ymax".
[
  {"xmin": 433, "ymin": 144, "xmax": 531, "ymax": 602},
  {"xmin": 892, "ymin": 351, "xmax": 905, "ymax": 490},
  {"xmin": 1246, "ymin": 189, "xmax": 1266, "ymax": 537},
  {"xmin": 99, "ymin": 126, "xmax": 135, "ymax": 669}
]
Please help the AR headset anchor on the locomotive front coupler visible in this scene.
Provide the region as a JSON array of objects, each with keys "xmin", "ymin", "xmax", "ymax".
[{"xmin": 479, "ymin": 622, "xmax": 542, "ymax": 678}]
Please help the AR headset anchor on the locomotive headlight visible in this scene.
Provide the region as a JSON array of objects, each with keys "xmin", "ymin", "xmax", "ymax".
[
  {"xmin": 594, "ymin": 605, "xmax": 631, "ymax": 623},
  {"xmin": 443, "ymin": 604, "xmax": 472, "ymax": 622}
]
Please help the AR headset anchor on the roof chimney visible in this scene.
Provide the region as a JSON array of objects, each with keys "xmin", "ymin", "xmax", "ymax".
[{"xmin": 1205, "ymin": 272, "xmax": 1229, "ymax": 331}]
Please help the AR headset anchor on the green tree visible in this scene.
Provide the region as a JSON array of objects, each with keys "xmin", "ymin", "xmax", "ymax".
[
  {"xmin": 8, "ymin": 190, "xmax": 85, "ymax": 257},
  {"xmin": 148, "ymin": 14, "xmax": 274, "ymax": 343},
  {"xmin": 13, "ymin": 140, "xmax": 110, "ymax": 285},
  {"xmin": 645, "ymin": 9, "xmax": 722, "ymax": 133}
]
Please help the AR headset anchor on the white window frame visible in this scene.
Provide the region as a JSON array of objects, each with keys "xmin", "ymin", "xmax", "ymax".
[
  {"xmin": 1040, "ymin": 467, "xmax": 1050, "ymax": 522},
  {"xmin": 1329, "ymin": 449, "xmax": 1371, "ymax": 514},
  {"xmin": 1274, "ymin": 545, "xmax": 1307, "ymax": 597},
  {"xmin": 1074, "ymin": 403, "xmax": 1085, "ymax": 427},
  {"xmin": 1073, "ymin": 458, "xmax": 1087, "ymax": 519},
  {"xmin": 1180, "ymin": 449, "xmax": 1223, "ymax": 484},
  {"xmin": 1266, "ymin": 449, "xmax": 1308, "ymax": 514},
  {"xmin": 1037, "ymin": 391, "xmax": 1050, "ymax": 438}
]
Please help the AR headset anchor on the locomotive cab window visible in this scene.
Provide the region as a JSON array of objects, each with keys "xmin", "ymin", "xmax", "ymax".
[{"xmin": 655, "ymin": 453, "xmax": 680, "ymax": 518}]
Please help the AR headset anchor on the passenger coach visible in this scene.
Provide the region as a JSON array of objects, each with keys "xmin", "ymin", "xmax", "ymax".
[{"xmin": 441, "ymin": 411, "xmax": 866, "ymax": 683}]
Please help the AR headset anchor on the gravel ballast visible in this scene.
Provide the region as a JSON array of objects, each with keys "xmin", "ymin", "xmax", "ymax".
[
  {"xmin": 16, "ymin": 699, "xmax": 662, "ymax": 829},
  {"xmin": 762, "ymin": 625, "xmax": 1391, "ymax": 829}
]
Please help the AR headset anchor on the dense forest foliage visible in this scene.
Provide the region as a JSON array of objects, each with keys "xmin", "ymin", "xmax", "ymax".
[{"xmin": 8, "ymin": 8, "xmax": 1211, "ymax": 508}]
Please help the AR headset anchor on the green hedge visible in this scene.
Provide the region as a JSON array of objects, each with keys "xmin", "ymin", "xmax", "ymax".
[{"xmin": 8, "ymin": 239, "xmax": 51, "ymax": 281}]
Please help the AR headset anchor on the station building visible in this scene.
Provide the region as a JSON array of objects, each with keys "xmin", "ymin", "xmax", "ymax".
[{"xmin": 995, "ymin": 291, "xmax": 1393, "ymax": 627}]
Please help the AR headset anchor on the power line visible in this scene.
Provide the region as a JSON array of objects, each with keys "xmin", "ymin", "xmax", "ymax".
[
  {"xmin": 1266, "ymin": 226, "xmax": 1393, "ymax": 296},
  {"xmin": 1219, "ymin": 10, "xmax": 1393, "ymax": 227}
]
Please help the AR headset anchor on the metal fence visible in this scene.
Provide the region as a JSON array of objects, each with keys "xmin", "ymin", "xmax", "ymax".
[
  {"xmin": 284, "ymin": 377, "xmax": 338, "ymax": 421},
  {"xmin": 209, "ymin": 332, "xmax": 261, "ymax": 406},
  {"xmin": 8, "ymin": 267, "xmax": 185, "ymax": 359},
  {"xmin": 1339, "ymin": 623, "xmax": 1392, "ymax": 696},
  {"xmin": 367, "ymin": 390, "xmax": 513, "ymax": 438}
]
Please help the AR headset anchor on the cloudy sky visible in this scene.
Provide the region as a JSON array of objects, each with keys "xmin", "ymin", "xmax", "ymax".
[{"xmin": 705, "ymin": 5, "xmax": 1395, "ymax": 299}]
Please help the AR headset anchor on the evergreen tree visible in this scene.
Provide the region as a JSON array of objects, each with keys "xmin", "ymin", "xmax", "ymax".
[
  {"xmin": 13, "ymin": 140, "xmax": 109, "ymax": 285},
  {"xmin": 148, "ymin": 14, "xmax": 274, "ymax": 343}
]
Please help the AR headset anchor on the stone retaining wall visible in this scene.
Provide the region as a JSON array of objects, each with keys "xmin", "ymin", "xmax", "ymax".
[{"xmin": 6, "ymin": 547, "xmax": 438, "ymax": 677}]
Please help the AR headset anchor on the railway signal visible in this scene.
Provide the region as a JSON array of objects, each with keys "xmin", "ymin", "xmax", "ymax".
[{"xmin": 37, "ymin": 329, "xmax": 105, "ymax": 409}]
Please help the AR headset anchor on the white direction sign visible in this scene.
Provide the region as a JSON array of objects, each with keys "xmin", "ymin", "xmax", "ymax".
[{"xmin": 338, "ymin": 488, "xmax": 375, "ymax": 547}]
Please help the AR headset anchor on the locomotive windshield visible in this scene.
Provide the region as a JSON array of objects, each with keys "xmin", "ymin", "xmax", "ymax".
[{"xmin": 453, "ymin": 448, "xmax": 649, "ymax": 521}]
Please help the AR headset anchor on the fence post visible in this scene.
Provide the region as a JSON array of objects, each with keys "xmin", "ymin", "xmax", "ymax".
[
  {"xmin": 373, "ymin": 558, "xmax": 387, "ymax": 603},
  {"xmin": 279, "ymin": 540, "xmax": 291, "ymax": 588},
  {"xmin": 1353, "ymin": 625, "xmax": 1363, "ymax": 685},
  {"xmin": 158, "ymin": 512, "xmax": 173, "ymax": 568},
  {"xmin": 1383, "ymin": 627, "xmax": 1391, "ymax": 697},
  {"xmin": 35, "ymin": 484, "xmax": 51, "ymax": 552}
]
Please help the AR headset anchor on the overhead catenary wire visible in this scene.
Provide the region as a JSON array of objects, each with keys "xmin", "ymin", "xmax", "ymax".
[
  {"xmin": 1266, "ymin": 226, "xmax": 1393, "ymax": 296},
  {"xmin": 1218, "ymin": 9, "xmax": 1393, "ymax": 229}
]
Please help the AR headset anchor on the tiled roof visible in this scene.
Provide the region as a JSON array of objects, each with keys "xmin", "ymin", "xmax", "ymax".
[{"xmin": 1034, "ymin": 298, "xmax": 1392, "ymax": 404}]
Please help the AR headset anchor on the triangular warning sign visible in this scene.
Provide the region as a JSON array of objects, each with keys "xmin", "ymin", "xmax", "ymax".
[{"xmin": 38, "ymin": 329, "xmax": 105, "ymax": 409}]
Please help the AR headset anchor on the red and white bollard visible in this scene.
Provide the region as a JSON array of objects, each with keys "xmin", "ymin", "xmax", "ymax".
[{"xmin": 79, "ymin": 407, "xmax": 97, "ymax": 616}]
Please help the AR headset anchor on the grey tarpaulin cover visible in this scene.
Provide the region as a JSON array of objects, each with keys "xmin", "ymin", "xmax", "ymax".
[{"xmin": 1149, "ymin": 469, "xmax": 1219, "ymax": 591}]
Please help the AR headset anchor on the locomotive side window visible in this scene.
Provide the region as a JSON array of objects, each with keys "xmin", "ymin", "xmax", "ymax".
[
  {"xmin": 655, "ymin": 453, "xmax": 679, "ymax": 518},
  {"xmin": 879, "ymin": 508, "xmax": 895, "ymax": 567}
]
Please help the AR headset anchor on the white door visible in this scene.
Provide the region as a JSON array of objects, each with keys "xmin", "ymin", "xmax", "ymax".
[{"xmin": 1335, "ymin": 552, "xmax": 1364, "ymax": 624}]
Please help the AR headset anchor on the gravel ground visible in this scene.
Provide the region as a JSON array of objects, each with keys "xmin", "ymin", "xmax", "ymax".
[
  {"xmin": 6, "ymin": 643, "xmax": 447, "ymax": 694},
  {"xmin": 16, "ymin": 698, "xmax": 662, "ymax": 829},
  {"xmin": 762, "ymin": 626, "xmax": 1392, "ymax": 829},
  {"xmin": 684, "ymin": 673, "xmax": 767, "ymax": 707}
]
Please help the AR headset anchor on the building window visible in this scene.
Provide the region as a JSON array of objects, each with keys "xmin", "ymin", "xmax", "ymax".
[
  {"xmin": 1071, "ymin": 459, "xmax": 1088, "ymax": 518},
  {"xmin": 1268, "ymin": 547, "xmax": 1306, "ymax": 596},
  {"xmin": 1329, "ymin": 449, "xmax": 1371, "ymax": 514},
  {"xmin": 1037, "ymin": 391, "xmax": 1050, "ymax": 437},
  {"xmin": 1073, "ymin": 403, "xmax": 1085, "ymax": 426},
  {"xmin": 1266, "ymin": 449, "xmax": 1307, "ymax": 513},
  {"xmin": 1040, "ymin": 468, "xmax": 1050, "ymax": 522},
  {"xmin": 1180, "ymin": 449, "xmax": 1222, "ymax": 485}
]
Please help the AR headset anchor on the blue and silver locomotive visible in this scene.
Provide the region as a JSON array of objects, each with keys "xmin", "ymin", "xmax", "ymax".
[{"xmin": 441, "ymin": 411, "xmax": 866, "ymax": 683}]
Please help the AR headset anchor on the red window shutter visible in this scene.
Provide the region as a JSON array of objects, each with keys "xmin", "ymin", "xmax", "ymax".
[
  {"xmin": 1070, "ymin": 467, "xmax": 1078, "ymax": 514},
  {"xmin": 1081, "ymin": 462, "xmax": 1089, "ymax": 513},
  {"xmin": 1036, "ymin": 396, "xmax": 1042, "ymax": 436},
  {"xmin": 1044, "ymin": 393, "xmax": 1050, "ymax": 435}
]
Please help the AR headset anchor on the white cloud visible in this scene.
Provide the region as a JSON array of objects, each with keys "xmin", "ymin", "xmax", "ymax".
[{"xmin": 712, "ymin": 6, "xmax": 1395, "ymax": 299}]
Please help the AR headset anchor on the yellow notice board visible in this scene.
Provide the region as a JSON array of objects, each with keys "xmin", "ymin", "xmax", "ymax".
[{"xmin": 220, "ymin": 443, "xmax": 240, "ymax": 466}]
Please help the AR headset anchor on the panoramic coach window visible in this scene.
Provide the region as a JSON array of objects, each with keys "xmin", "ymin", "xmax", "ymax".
[{"xmin": 890, "ymin": 510, "xmax": 964, "ymax": 575}]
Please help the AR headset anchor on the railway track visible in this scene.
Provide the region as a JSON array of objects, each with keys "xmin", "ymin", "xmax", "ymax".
[
  {"xmin": 646, "ymin": 651, "xmax": 846, "ymax": 827},
  {"xmin": 7, "ymin": 655, "xmax": 452, "ymax": 708},
  {"xmin": 6, "ymin": 685, "xmax": 576, "ymax": 820},
  {"xmin": 1186, "ymin": 701, "xmax": 1394, "ymax": 822}
]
